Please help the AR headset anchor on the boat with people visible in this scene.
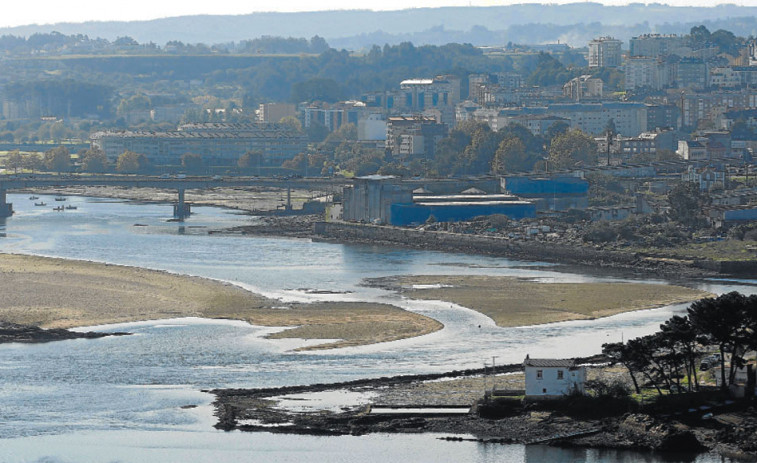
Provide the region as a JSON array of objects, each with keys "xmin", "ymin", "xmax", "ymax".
[
  {"xmin": 29, "ymin": 195, "xmax": 39, "ymax": 200},
  {"xmin": 54, "ymin": 197, "xmax": 67, "ymax": 201},
  {"xmin": 52, "ymin": 206, "xmax": 64, "ymax": 211},
  {"xmin": 34, "ymin": 202, "xmax": 46, "ymax": 206},
  {"xmin": 65, "ymin": 205, "xmax": 77, "ymax": 210}
]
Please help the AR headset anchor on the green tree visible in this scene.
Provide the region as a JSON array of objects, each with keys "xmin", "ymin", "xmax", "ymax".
[
  {"xmin": 688, "ymin": 292, "xmax": 757, "ymax": 388},
  {"xmin": 238, "ymin": 150, "xmax": 264, "ymax": 175},
  {"xmin": 80, "ymin": 148, "xmax": 109, "ymax": 173},
  {"xmin": 492, "ymin": 137, "xmax": 533, "ymax": 174},
  {"xmin": 44, "ymin": 145, "xmax": 71, "ymax": 173},
  {"xmin": 181, "ymin": 153, "xmax": 205, "ymax": 174},
  {"xmin": 24, "ymin": 153, "xmax": 43, "ymax": 173},
  {"xmin": 667, "ymin": 181, "xmax": 709, "ymax": 227},
  {"xmin": 5, "ymin": 149, "xmax": 23, "ymax": 174},
  {"xmin": 279, "ymin": 116, "xmax": 303, "ymax": 133},
  {"xmin": 548, "ymin": 129, "xmax": 598, "ymax": 169},
  {"xmin": 116, "ymin": 150, "xmax": 149, "ymax": 173}
]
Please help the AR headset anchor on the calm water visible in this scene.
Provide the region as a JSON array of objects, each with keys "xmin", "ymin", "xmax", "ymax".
[{"xmin": 0, "ymin": 194, "xmax": 750, "ymax": 462}]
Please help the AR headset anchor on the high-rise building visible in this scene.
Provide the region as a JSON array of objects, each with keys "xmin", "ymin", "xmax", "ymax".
[{"xmin": 588, "ymin": 37, "xmax": 623, "ymax": 68}]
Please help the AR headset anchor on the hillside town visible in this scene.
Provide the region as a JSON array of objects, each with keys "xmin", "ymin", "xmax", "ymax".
[{"xmin": 2, "ymin": 16, "xmax": 757, "ymax": 462}]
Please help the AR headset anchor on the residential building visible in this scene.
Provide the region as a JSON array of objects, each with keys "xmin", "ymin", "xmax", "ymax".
[
  {"xmin": 679, "ymin": 90, "xmax": 757, "ymax": 129},
  {"xmin": 677, "ymin": 140, "xmax": 708, "ymax": 161},
  {"xmin": 683, "ymin": 165, "xmax": 727, "ymax": 191},
  {"xmin": 357, "ymin": 113, "xmax": 387, "ymax": 141},
  {"xmin": 624, "ymin": 57, "xmax": 673, "ymax": 91},
  {"xmin": 400, "ymin": 75, "xmax": 461, "ymax": 112},
  {"xmin": 258, "ymin": 103, "xmax": 297, "ymax": 123},
  {"xmin": 523, "ymin": 356, "xmax": 586, "ymax": 399},
  {"xmin": 588, "ymin": 37, "xmax": 623, "ymax": 68},
  {"xmin": 563, "ymin": 75, "xmax": 603, "ymax": 101},
  {"xmin": 676, "ymin": 58, "xmax": 708, "ymax": 90},
  {"xmin": 507, "ymin": 114, "xmax": 571, "ymax": 137},
  {"xmin": 300, "ymin": 101, "xmax": 367, "ymax": 131},
  {"xmin": 629, "ymin": 34, "xmax": 688, "ymax": 58},
  {"xmin": 386, "ymin": 116, "xmax": 448, "ymax": 162}
]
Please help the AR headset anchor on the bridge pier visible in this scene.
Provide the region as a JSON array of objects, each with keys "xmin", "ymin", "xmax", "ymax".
[
  {"xmin": 173, "ymin": 188, "xmax": 190, "ymax": 221},
  {"xmin": 0, "ymin": 189, "xmax": 12, "ymax": 217}
]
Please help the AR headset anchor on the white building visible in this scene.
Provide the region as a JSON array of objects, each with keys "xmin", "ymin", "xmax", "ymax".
[
  {"xmin": 588, "ymin": 37, "xmax": 623, "ymax": 68},
  {"xmin": 523, "ymin": 356, "xmax": 586, "ymax": 399}
]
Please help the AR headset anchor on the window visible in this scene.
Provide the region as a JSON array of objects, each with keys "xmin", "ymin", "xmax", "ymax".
[
  {"xmin": 557, "ymin": 370, "xmax": 564, "ymax": 380},
  {"xmin": 536, "ymin": 370, "xmax": 543, "ymax": 379}
]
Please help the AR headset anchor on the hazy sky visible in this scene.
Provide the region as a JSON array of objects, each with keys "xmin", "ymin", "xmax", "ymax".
[{"xmin": 3, "ymin": 1, "xmax": 757, "ymax": 28}]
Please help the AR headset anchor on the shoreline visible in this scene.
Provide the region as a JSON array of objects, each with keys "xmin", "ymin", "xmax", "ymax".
[
  {"xmin": 211, "ymin": 357, "xmax": 757, "ymax": 460},
  {"xmin": 13, "ymin": 186, "xmax": 750, "ymax": 280}
]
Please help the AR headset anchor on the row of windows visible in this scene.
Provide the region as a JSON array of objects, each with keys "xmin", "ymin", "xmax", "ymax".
[{"xmin": 536, "ymin": 369, "xmax": 565, "ymax": 380}]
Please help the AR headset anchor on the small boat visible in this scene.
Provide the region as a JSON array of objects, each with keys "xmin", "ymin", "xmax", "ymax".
[
  {"xmin": 54, "ymin": 197, "xmax": 67, "ymax": 201},
  {"xmin": 65, "ymin": 205, "xmax": 77, "ymax": 210},
  {"xmin": 29, "ymin": 195, "xmax": 39, "ymax": 200},
  {"xmin": 53, "ymin": 206, "xmax": 64, "ymax": 211},
  {"xmin": 34, "ymin": 202, "xmax": 46, "ymax": 206}
]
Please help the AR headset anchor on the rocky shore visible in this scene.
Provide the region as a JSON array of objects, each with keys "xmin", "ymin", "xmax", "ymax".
[
  {"xmin": 211, "ymin": 358, "xmax": 757, "ymax": 460},
  {"xmin": 0, "ymin": 321, "xmax": 128, "ymax": 343}
]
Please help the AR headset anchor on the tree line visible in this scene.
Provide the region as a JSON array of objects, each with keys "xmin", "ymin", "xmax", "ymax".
[{"xmin": 603, "ymin": 292, "xmax": 757, "ymax": 395}]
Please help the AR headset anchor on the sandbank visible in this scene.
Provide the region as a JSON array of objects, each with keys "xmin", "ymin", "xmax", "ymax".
[
  {"xmin": 0, "ymin": 253, "xmax": 441, "ymax": 349},
  {"xmin": 368, "ymin": 275, "xmax": 713, "ymax": 327}
]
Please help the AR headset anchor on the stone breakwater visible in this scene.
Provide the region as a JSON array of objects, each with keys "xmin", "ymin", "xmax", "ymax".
[{"xmin": 313, "ymin": 222, "xmax": 729, "ymax": 278}]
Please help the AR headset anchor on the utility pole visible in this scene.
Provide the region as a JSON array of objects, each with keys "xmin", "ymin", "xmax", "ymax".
[{"xmin": 491, "ymin": 356, "xmax": 499, "ymax": 393}]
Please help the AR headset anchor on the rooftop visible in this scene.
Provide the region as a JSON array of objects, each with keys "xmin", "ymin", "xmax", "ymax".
[{"xmin": 523, "ymin": 356, "xmax": 577, "ymax": 368}]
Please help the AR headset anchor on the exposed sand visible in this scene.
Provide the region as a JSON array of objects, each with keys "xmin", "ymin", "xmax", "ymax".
[
  {"xmin": 0, "ymin": 253, "xmax": 441, "ymax": 349},
  {"xmin": 370, "ymin": 275, "xmax": 713, "ymax": 327}
]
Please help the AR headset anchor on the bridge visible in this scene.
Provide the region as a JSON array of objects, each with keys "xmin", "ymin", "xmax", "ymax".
[{"xmin": 0, "ymin": 175, "xmax": 350, "ymax": 220}]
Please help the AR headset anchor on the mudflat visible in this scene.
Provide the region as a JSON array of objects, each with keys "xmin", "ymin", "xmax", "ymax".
[
  {"xmin": 367, "ymin": 275, "xmax": 713, "ymax": 327},
  {"xmin": 0, "ymin": 253, "xmax": 441, "ymax": 349}
]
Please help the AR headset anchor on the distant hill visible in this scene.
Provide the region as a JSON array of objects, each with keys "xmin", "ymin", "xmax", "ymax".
[{"xmin": 2, "ymin": 4, "xmax": 757, "ymax": 49}]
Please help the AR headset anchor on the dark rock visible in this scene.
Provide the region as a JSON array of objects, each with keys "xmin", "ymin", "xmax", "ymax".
[{"xmin": 657, "ymin": 430, "xmax": 706, "ymax": 453}]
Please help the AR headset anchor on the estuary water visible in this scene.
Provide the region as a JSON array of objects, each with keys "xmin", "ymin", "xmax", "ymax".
[{"xmin": 0, "ymin": 194, "xmax": 751, "ymax": 463}]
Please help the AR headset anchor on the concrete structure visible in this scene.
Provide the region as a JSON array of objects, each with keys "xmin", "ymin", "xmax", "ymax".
[
  {"xmin": 386, "ymin": 116, "xmax": 447, "ymax": 162},
  {"xmin": 630, "ymin": 34, "xmax": 687, "ymax": 58},
  {"xmin": 358, "ymin": 113, "xmax": 388, "ymax": 141},
  {"xmin": 508, "ymin": 114, "xmax": 571, "ymax": 136},
  {"xmin": 677, "ymin": 140, "xmax": 708, "ymax": 161},
  {"xmin": 91, "ymin": 122, "xmax": 307, "ymax": 167},
  {"xmin": 624, "ymin": 57, "xmax": 674, "ymax": 91},
  {"xmin": 524, "ymin": 356, "xmax": 586, "ymax": 399},
  {"xmin": 400, "ymin": 75, "xmax": 461, "ymax": 113},
  {"xmin": 679, "ymin": 90, "xmax": 757, "ymax": 129},
  {"xmin": 0, "ymin": 175, "xmax": 348, "ymax": 220},
  {"xmin": 300, "ymin": 101, "xmax": 368, "ymax": 132},
  {"xmin": 563, "ymin": 76, "xmax": 603, "ymax": 101},
  {"xmin": 588, "ymin": 37, "xmax": 622, "ymax": 68},
  {"xmin": 676, "ymin": 58, "xmax": 708, "ymax": 90},
  {"xmin": 683, "ymin": 165, "xmax": 727, "ymax": 191},
  {"xmin": 0, "ymin": 188, "xmax": 12, "ymax": 217},
  {"xmin": 258, "ymin": 103, "xmax": 297, "ymax": 123},
  {"xmin": 342, "ymin": 176, "xmax": 412, "ymax": 225}
]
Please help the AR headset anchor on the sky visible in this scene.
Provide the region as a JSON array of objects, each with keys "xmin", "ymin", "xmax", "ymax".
[{"xmin": 3, "ymin": 1, "xmax": 757, "ymax": 28}]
